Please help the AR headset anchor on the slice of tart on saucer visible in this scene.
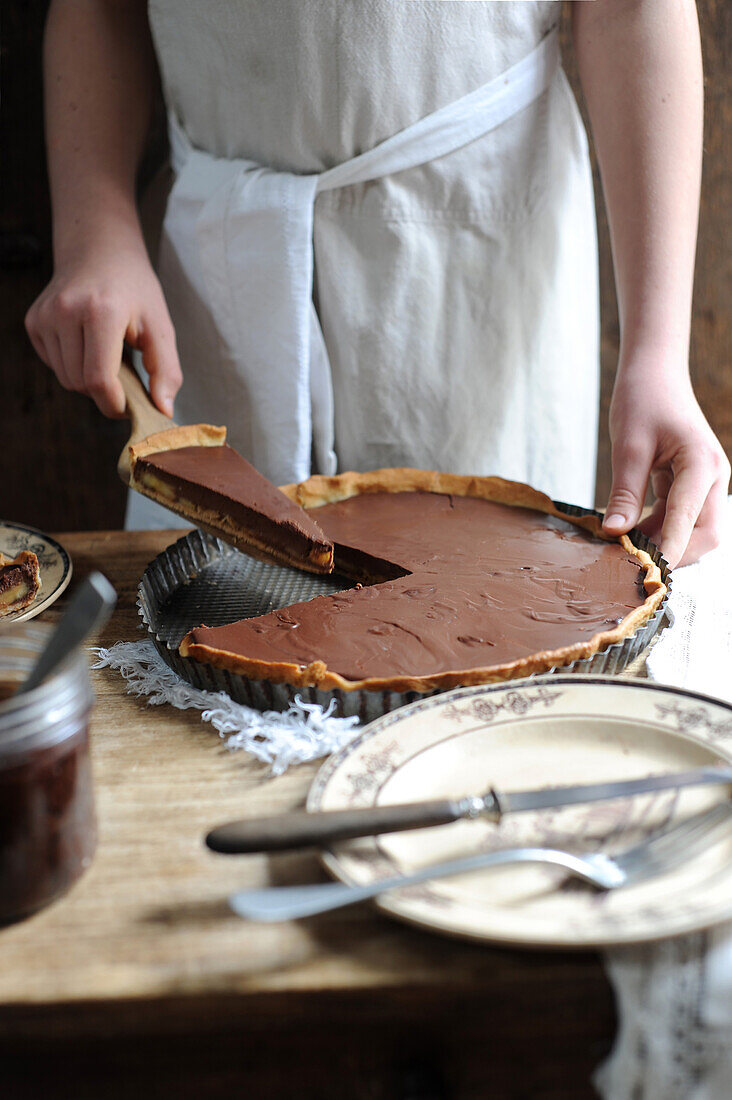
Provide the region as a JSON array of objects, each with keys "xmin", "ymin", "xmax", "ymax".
[
  {"xmin": 0, "ymin": 551, "xmax": 41, "ymax": 617},
  {"xmin": 179, "ymin": 468, "xmax": 667, "ymax": 693},
  {"xmin": 128, "ymin": 425, "xmax": 333, "ymax": 574}
]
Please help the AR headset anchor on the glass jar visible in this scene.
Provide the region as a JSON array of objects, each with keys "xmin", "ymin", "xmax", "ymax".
[{"xmin": 0, "ymin": 622, "xmax": 96, "ymax": 925}]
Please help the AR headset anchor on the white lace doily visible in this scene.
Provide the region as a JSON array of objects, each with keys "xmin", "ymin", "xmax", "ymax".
[{"xmin": 92, "ymin": 640, "xmax": 359, "ymax": 775}]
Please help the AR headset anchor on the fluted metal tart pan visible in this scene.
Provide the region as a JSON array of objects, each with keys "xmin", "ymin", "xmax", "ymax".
[{"xmin": 137, "ymin": 502, "xmax": 672, "ymax": 722}]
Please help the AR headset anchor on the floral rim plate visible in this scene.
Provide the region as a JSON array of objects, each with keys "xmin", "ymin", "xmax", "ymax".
[
  {"xmin": 308, "ymin": 676, "xmax": 732, "ymax": 948},
  {"xmin": 0, "ymin": 522, "xmax": 72, "ymax": 623}
]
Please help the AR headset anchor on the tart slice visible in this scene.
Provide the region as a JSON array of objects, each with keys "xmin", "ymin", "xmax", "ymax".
[
  {"xmin": 179, "ymin": 469, "xmax": 668, "ymax": 693},
  {"xmin": 0, "ymin": 551, "xmax": 41, "ymax": 616},
  {"xmin": 129, "ymin": 425, "xmax": 333, "ymax": 573}
]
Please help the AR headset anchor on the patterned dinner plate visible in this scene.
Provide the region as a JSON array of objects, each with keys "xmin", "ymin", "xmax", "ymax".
[
  {"xmin": 308, "ymin": 676, "xmax": 732, "ymax": 947},
  {"xmin": 0, "ymin": 521, "xmax": 72, "ymax": 623}
]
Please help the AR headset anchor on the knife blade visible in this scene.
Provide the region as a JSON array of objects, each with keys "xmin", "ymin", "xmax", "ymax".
[{"xmin": 205, "ymin": 765, "xmax": 732, "ymax": 854}]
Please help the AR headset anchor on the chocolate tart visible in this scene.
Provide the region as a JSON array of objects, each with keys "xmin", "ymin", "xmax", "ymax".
[
  {"xmin": 178, "ymin": 469, "xmax": 667, "ymax": 693},
  {"xmin": 0, "ymin": 551, "xmax": 41, "ymax": 617},
  {"xmin": 128, "ymin": 425, "xmax": 333, "ymax": 574}
]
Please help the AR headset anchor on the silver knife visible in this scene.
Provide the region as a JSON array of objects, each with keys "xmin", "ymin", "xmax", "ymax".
[{"xmin": 206, "ymin": 765, "xmax": 732, "ymax": 854}]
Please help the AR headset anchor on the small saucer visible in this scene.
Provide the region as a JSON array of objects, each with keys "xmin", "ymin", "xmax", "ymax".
[{"xmin": 0, "ymin": 522, "xmax": 72, "ymax": 623}]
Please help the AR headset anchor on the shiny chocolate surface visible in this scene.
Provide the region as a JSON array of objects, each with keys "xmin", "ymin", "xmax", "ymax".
[
  {"xmin": 188, "ymin": 492, "xmax": 647, "ymax": 680},
  {"xmin": 137, "ymin": 445, "xmax": 330, "ymax": 552}
]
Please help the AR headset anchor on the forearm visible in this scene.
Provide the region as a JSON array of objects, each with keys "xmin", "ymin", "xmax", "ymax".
[
  {"xmin": 572, "ymin": 0, "xmax": 703, "ymax": 373},
  {"xmin": 27, "ymin": 1, "xmax": 180, "ymax": 419},
  {"xmin": 573, "ymin": 0, "xmax": 728, "ymax": 566},
  {"xmin": 44, "ymin": 0, "xmax": 158, "ymax": 264}
]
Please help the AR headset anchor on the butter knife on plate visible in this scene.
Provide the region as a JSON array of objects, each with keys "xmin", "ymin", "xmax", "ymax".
[{"xmin": 206, "ymin": 765, "xmax": 732, "ymax": 854}]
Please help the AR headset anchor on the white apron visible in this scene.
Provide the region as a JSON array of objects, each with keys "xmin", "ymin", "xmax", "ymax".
[{"xmin": 128, "ymin": 0, "xmax": 599, "ymax": 528}]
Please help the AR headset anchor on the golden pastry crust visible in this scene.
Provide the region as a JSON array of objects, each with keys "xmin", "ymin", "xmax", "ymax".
[
  {"xmin": 0, "ymin": 550, "xmax": 42, "ymax": 616},
  {"xmin": 128, "ymin": 424, "xmax": 333, "ymax": 574},
  {"xmin": 128, "ymin": 423, "xmax": 227, "ymax": 472},
  {"xmin": 180, "ymin": 468, "xmax": 668, "ymax": 691}
]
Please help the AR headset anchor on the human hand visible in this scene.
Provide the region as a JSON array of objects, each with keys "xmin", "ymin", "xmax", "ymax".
[
  {"xmin": 25, "ymin": 223, "xmax": 181, "ymax": 418},
  {"xmin": 602, "ymin": 364, "xmax": 730, "ymax": 568}
]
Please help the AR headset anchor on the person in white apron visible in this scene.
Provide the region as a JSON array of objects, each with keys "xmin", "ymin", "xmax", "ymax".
[
  {"xmin": 24, "ymin": 4, "xmax": 732, "ymax": 1094},
  {"xmin": 26, "ymin": 0, "xmax": 729, "ymax": 570}
]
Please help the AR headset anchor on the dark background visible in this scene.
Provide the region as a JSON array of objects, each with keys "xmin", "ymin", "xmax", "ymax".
[{"xmin": 2, "ymin": 1, "xmax": 730, "ymax": 532}]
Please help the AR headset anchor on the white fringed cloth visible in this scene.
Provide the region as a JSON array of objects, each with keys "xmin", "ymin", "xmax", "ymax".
[
  {"xmin": 91, "ymin": 641, "xmax": 359, "ymax": 775},
  {"xmin": 596, "ymin": 498, "xmax": 732, "ymax": 1099}
]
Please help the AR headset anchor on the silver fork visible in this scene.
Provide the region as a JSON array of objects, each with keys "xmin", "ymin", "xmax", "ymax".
[{"xmin": 229, "ymin": 801, "xmax": 732, "ymax": 922}]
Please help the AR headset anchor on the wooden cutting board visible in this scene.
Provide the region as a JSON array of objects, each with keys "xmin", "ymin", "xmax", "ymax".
[{"xmin": 0, "ymin": 529, "xmax": 616, "ymax": 1100}]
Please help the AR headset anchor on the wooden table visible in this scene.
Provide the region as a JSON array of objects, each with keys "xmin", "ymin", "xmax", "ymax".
[{"xmin": 0, "ymin": 531, "xmax": 619, "ymax": 1100}]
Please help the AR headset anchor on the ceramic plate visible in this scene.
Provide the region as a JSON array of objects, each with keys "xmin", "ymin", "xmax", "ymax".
[
  {"xmin": 0, "ymin": 522, "xmax": 72, "ymax": 623},
  {"xmin": 308, "ymin": 676, "xmax": 732, "ymax": 947}
]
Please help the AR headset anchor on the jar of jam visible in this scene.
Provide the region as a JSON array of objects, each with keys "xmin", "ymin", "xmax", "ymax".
[{"xmin": 0, "ymin": 622, "xmax": 96, "ymax": 925}]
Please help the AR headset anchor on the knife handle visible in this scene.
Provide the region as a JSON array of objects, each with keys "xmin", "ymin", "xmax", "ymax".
[{"xmin": 206, "ymin": 799, "xmax": 469, "ymax": 854}]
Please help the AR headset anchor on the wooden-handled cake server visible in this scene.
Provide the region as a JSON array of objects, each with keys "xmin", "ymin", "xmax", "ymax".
[
  {"xmin": 116, "ymin": 359, "xmax": 178, "ymax": 486},
  {"xmin": 114, "ymin": 359, "xmax": 334, "ymax": 572}
]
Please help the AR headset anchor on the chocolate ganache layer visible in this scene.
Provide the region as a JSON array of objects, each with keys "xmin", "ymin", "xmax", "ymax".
[
  {"xmin": 180, "ymin": 472, "xmax": 667, "ymax": 692},
  {"xmin": 129, "ymin": 427, "xmax": 333, "ymax": 573}
]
